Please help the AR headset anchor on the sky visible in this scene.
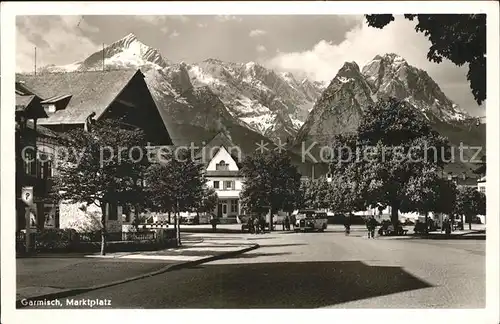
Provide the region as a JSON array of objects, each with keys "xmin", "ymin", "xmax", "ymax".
[{"xmin": 16, "ymin": 15, "xmax": 484, "ymax": 116}]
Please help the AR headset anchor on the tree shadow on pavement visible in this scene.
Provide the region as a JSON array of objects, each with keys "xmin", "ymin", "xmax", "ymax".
[
  {"xmin": 138, "ymin": 261, "xmax": 433, "ymax": 308},
  {"xmin": 230, "ymin": 252, "xmax": 293, "ymax": 259},
  {"xmin": 256, "ymin": 243, "xmax": 308, "ymax": 248},
  {"xmin": 408, "ymin": 234, "xmax": 485, "ymax": 241}
]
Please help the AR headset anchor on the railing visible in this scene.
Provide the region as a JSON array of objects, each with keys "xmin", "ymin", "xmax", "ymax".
[{"xmin": 16, "ymin": 229, "xmax": 175, "ymax": 246}]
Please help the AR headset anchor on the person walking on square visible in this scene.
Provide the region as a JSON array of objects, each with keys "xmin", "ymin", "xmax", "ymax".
[
  {"xmin": 210, "ymin": 214, "xmax": 217, "ymax": 232},
  {"xmin": 366, "ymin": 215, "xmax": 377, "ymax": 238},
  {"xmin": 344, "ymin": 213, "xmax": 352, "ymax": 235},
  {"xmin": 284, "ymin": 215, "xmax": 290, "ymax": 231},
  {"xmin": 248, "ymin": 216, "xmax": 255, "ymax": 234}
]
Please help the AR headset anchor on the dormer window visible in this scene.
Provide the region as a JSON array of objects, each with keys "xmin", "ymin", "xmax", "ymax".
[
  {"xmin": 216, "ymin": 160, "xmax": 229, "ymax": 171},
  {"xmin": 45, "ymin": 104, "xmax": 56, "ymax": 113},
  {"xmin": 41, "ymin": 94, "xmax": 72, "ymax": 114}
]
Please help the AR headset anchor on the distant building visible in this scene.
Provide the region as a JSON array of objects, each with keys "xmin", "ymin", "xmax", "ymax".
[
  {"xmin": 196, "ymin": 132, "xmax": 325, "ymax": 223},
  {"xmin": 16, "ymin": 69, "xmax": 173, "ymax": 232},
  {"xmin": 194, "ymin": 133, "xmax": 244, "ymax": 224}
]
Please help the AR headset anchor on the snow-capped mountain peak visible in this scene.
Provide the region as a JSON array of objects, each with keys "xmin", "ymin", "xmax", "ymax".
[
  {"xmin": 186, "ymin": 58, "xmax": 325, "ymax": 142},
  {"xmin": 39, "ymin": 33, "xmax": 170, "ymax": 73}
]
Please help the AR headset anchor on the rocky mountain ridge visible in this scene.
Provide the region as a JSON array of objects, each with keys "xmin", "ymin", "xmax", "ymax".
[{"xmin": 39, "ymin": 33, "xmax": 325, "ymax": 142}]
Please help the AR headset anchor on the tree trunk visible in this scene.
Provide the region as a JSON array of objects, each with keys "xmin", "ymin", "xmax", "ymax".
[
  {"xmin": 176, "ymin": 211, "xmax": 181, "ymax": 246},
  {"xmin": 390, "ymin": 202, "xmax": 399, "ymax": 228},
  {"xmin": 424, "ymin": 211, "xmax": 429, "ymax": 235},
  {"xmin": 468, "ymin": 214, "xmax": 472, "ymax": 230},
  {"xmin": 461, "ymin": 215, "xmax": 465, "ymax": 230},
  {"xmin": 269, "ymin": 207, "xmax": 273, "ymax": 232},
  {"xmin": 168, "ymin": 211, "xmax": 171, "ymax": 224},
  {"xmin": 100, "ymin": 203, "xmax": 107, "ymax": 256}
]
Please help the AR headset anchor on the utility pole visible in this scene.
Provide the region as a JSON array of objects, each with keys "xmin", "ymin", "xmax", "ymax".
[{"xmin": 34, "ymin": 47, "xmax": 37, "ymax": 75}]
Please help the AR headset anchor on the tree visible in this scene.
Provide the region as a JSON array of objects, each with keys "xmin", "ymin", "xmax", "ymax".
[
  {"xmin": 198, "ymin": 186, "xmax": 218, "ymax": 216},
  {"xmin": 332, "ymin": 98, "xmax": 451, "ymax": 228},
  {"xmin": 326, "ymin": 133, "xmax": 371, "ymax": 214},
  {"xmin": 53, "ymin": 119, "xmax": 150, "ymax": 255},
  {"xmin": 327, "ymin": 173, "xmax": 367, "ymax": 214},
  {"xmin": 282, "ymin": 180, "xmax": 306, "ymax": 216},
  {"xmin": 402, "ymin": 167, "xmax": 457, "ymax": 234},
  {"xmin": 240, "ymin": 151, "xmax": 302, "ymax": 229},
  {"xmin": 303, "ymin": 179, "xmax": 331, "ymax": 210},
  {"xmin": 145, "ymin": 151, "xmax": 205, "ymax": 245},
  {"xmin": 365, "ymin": 14, "xmax": 486, "ymax": 105},
  {"xmin": 454, "ymin": 186, "xmax": 486, "ymax": 230}
]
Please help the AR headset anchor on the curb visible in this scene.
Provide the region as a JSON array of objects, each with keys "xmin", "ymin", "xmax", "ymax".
[{"xmin": 16, "ymin": 243, "xmax": 259, "ymax": 308}]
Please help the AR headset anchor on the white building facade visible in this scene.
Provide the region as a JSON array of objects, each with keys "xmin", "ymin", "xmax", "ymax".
[{"xmin": 205, "ymin": 146, "xmax": 245, "ymax": 223}]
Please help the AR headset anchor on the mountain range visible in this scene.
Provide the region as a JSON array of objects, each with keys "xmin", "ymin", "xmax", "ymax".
[{"xmin": 37, "ymin": 33, "xmax": 485, "ymax": 175}]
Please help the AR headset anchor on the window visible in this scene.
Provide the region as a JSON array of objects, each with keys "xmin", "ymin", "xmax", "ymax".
[
  {"xmin": 46, "ymin": 160, "xmax": 52, "ymax": 178},
  {"xmin": 43, "ymin": 104, "xmax": 56, "ymax": 113},
  {"xmin": 231, "ymin": 200, "xmax": 238, "ymax": 213},
  {"xmin": 24, "ymin": 150, "xmax": 36, "ymax": 176},
  {"xmin": 213, "ymin": 181, "xmax": 220, "ymax": 189},
  {"xmin": 223, "ymin": 181, "xmax": 234, "ymax": 190},
  {"xmin": 37, "ymin": 154, "xmax": 52, "ymax": 179},
  {"xmin": 216, "ymin": 160, "xmax": 229, "ymax": 171},
  {"xmin": 480, "ymin": 186, "xmax": 485, "ymax": 193}
]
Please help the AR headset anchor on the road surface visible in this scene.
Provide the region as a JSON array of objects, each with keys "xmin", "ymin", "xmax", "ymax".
[{"xmin": 27, "ymin": 230, "xmax": 485, "ymax": 308}]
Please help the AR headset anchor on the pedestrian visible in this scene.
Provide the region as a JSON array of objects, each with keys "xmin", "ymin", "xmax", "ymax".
[
  {"xmin": 210, "ymin": 214, "xmax": 217, "ymax": 232},
  {"xmin": 260, "ymin": 216, "xmax": 266, "ymax": 233},
  {"xmin": 344, "ymin": 214, "xmax": 351, "ymax": 235},
  {"xmin": 366, "ymin": 215, "xmax": 377, "ymax": 238},
  {"xmin": 444, "ymin": 217, "xmax": 452, "ymax": 235},
  {"xmin": 284, "ymin": 216, "xmax": 290, "ymax": 231},
  {"xmin": 248, "ymin": 216, "xmax": 254, "ymax": 234}
]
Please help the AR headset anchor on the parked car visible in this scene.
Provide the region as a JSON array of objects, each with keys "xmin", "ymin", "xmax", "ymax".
[
  {"xmin": 294, "ymin": 210, "xmax": 328, "ymax": 232},
  {"xmin": 180, "ymin": 214, "xmax": 200, "ymax": 225}
]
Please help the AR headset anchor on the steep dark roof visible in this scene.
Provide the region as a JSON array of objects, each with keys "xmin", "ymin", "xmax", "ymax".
[
  {"xmin": 15, "ymin": 69, "xmax": 140, "ymax": 125},
  {"xmin": 15, "ymin": 94, "xmax": 48, "ymax": 119},
  {"xmin": 15, "ymin": 94, "xmax": 36, "ymax": 111},
  {"xmin": 195, "ymin": 132, "xmax": 243, "ymax": 166}
]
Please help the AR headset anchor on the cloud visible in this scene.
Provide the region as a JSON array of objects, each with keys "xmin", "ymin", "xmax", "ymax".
[
  {"xmin": 197, "ymin": 23, "xmax": 208, "ymax": 28},
  {"xmin": 16, "ymin": 16, "xmax": 100, "ymax": 72},
  {"xmin": 169, "ymin": 30, "xmax": 180, "ymax": 39},
  {"xmin": 160, "ymin": 26, "xmax": 169, "ymax": 34},
  {"xmin": 266, "ymin": 16, "xmax": 478, "ymax": 111},
  {"xmin": 256, "ymin": 45, "xmax": 267, "ymax": 53},
  {"xmin": 249, "ymin": 29, "xmax": 267, "ymax": 37},
  {"xmin": 215, "ymin": 15, "xmax": 243, "ymax": 23}
]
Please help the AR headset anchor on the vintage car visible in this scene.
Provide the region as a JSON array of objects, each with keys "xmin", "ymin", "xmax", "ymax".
[{"xmin": 294, "ymin": 210, "xmax": 328, "ymax": 232}]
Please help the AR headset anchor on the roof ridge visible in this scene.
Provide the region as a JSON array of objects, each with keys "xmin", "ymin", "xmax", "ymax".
[{"xmin": 16, "ymin": 68, "xmax": 139, "ymax": 76}]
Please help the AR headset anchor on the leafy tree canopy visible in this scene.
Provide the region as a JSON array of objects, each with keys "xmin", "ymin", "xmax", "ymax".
[
  {"xmin": 240, "ymin": 151, "xmax": 302, "ymax": 216},
  {"xmin": 327, "ymin": 97, "xmax": 452, "ymax": 226}
]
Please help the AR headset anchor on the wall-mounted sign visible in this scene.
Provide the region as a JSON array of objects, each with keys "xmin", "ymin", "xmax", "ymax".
[{"xmin": 21, "ymin": 186, "xmax": 34, "ymax": 206}]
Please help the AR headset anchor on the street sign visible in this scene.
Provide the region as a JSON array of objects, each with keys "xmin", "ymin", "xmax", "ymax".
[{"xmin": 21, "ymin": 186, "xmax": 34, "ymax": 206}]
